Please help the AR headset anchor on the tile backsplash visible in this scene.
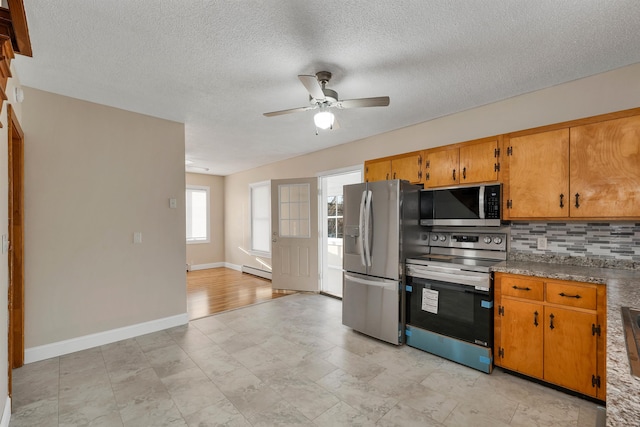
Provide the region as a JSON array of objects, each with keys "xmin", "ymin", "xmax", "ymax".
[{"xmin": 509, "ymin": 222, "xmax": 640, "ymax": 268}]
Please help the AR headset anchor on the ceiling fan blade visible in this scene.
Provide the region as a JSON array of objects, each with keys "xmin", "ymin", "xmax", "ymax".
[
  {"xmin": 336, "ymin": 96, "xmax": 390, "ymax": 109},
  {"xmin": 298, "ymin": 74, "xmax": 325, "ymax": 101},
  {"xmin": 263, "ymin": 105, "xmax": 315, "ymax": 117}
]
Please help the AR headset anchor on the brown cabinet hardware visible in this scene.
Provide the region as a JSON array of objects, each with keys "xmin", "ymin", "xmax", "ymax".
[
  {"xmin": 534, "ymin": 311, "xmax": 539, "ymax": 327},
  {"xmin": 494, "ymin": 163, "xmax": 500, "ymax": 172},
  {"xmin": 574, "ymin": 193, "xmax": 580, "ymax": 208},
  {"xmin": 393, "ymin": 172, "xmax": 396, "ymax": 179},
  {"xmin": 513, "ymin": 285, "xmax": 531, "ymax": 291},
  {"xmin": 549, "ymin": 313, "xmax": 555, "ymax": 330},
  {"xmin": 559, "ymin": 292, "xmax": 581, "ymax": 299},
  {"xmin": 452, "ymin": 169, "xmax": 456, "ymax": 181},
  {"xmin": 462, "ymin": 167, "xmax": 466, "ymax": 180},
  {"xmin": 560, "ymin": 194, "xmax": 564, "ymax": 208}
]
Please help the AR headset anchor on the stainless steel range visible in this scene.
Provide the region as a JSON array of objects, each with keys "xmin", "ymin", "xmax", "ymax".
[{"xmin": 404, "ymin": 229, "xmax": 508, "ymax": 373}]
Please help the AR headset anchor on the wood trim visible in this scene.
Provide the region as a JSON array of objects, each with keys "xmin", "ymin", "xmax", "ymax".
[
  {"xmin": 7, "ymin": 104, "xmax": 25, "ymax": 381},
  {"xmin": 6, "ymin": 0, "xmax": 31, "ymax": 57},
  {"xmin": 504, "ymin": 107, "xmax": 640, "ymax": 139}
]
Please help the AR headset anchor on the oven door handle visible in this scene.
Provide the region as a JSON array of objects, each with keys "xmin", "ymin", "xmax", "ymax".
[{"xmin": 407, "ymin": 268, "xmax": 490, "ymax": 288}]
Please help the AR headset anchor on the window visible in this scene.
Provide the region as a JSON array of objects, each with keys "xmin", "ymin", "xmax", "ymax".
[
  {"xmin": 327, "ymin": 194, "xmax": 344, "ymax": 240},
  {"xmin": 278, "ymin": 183, "xmax": 310, "ymax": 238},
  {"xmin": 250, "ymin": 181, "xmax": 271, "ymax": 256},
  {"xmin": 186, "ymin": 185, "xmax": 210, "ymax": 243}
]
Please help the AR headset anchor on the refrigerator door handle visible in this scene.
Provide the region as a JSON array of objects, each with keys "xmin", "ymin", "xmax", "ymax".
[
  {"xmin": 364, "ymin": 190, "xmax": 373, "ymax": 267},
  {"xmin": 358, "ymin": 190, "xmax": 367, "ymax": 266}
]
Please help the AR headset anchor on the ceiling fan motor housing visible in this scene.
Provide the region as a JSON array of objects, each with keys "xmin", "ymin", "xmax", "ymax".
[{"xmin": 310, "ymin": 88, "xmax": 338, "ymax": 104}]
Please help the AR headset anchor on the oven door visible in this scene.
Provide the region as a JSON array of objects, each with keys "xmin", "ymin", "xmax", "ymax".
[{"xmin": 406, "ymin": 274, "xmax": 493, "ymax": 347}]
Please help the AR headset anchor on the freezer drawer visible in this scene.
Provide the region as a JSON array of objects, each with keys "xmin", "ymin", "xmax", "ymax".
[{"xmin": 342, "ymin": 272, "xmax": 401, "ymax": 345}]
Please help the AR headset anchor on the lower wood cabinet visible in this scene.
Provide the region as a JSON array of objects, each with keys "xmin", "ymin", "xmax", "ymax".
[{"xmin": 494, "ymin": 273, "xmax": 606, "ymax": 400}]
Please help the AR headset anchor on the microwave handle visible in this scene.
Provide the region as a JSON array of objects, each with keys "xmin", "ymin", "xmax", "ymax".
[{"xmin": 479, "ymin": 186, "xmax": 485, "ymax": 219}]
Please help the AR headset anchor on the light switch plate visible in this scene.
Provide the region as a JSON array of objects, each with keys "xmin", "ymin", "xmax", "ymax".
[
  {"xmin": 134, "ymin": 232, "xmax": 143, "ymax": 244},
  {"xmin": 169, "ymin": 198, "xmax": 177, "ymax": 208}
]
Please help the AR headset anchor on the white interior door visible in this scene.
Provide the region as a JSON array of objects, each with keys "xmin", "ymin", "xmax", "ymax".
[{"xmin": 271, "ymin": 177, "xmax": 318, "ymax": 291}]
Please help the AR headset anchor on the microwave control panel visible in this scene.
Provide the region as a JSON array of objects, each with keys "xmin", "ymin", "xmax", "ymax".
[{"xmin": 484, "ymin": 185, "xmax": 501, "ymax": 219}]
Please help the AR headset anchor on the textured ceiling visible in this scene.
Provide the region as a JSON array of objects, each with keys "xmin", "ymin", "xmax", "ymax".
[{"xmin": 13, "ymin": 1, "xmax": 640, "ymax": 175}]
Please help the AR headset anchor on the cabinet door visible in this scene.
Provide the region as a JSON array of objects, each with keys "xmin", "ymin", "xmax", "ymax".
[
  {"xmin": 543, "ymin": 306, "xmax": 598, "ymax": 397},
  {"xmin": 570, "ymin": 115, "xmax": 640, "ymax": 218},
  {"xmin": 459, "ymin": 139, "xmax": 499, "ymax": 184},
  {"xmin": 500, "ymin": 298, "xmax": 544, "ymax": 379},
  {"xmin": 391, "ymin": 152, "xmax": 423, "ymax": 183},
  {"xmin": 364, "ymin": 159, "xmax": 391, "ymax": 182},
  {"xmin": 506, "ymin": 129, "xmax": 569, "ymax": 218},
  {"xmin": 424, "ymin": 147, "xmax": 459, "ymax": 187}
]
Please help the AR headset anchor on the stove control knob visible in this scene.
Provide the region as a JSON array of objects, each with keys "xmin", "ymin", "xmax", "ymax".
[
  {"xmin": 493, "ymin": 236, "xmax": 503, "ymax": 244},
  {"xmin": 431, "ymin": 234, "xmax": 439, "ymax": 241},
  {"xmin": 483, "ymin": 236, "xmax": 492, "ymax": 244},
  {"xmin": 439, "ymin": 235, "xmax": 446, "ymax": 242}
]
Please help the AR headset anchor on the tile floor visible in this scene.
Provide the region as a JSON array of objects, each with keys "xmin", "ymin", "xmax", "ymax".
[{"xmin": 10, "ymin": 293, "xmax": 600, "ymax": 426}]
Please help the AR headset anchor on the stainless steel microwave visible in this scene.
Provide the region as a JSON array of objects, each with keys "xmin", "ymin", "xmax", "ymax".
[{"xmin": 420, "ymin": 184, "xmax": 502, "ymax": 226}]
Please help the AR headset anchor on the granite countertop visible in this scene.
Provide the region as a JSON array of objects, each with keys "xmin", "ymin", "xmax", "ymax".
[{"xmin": 491, "ymin": 260, "xmax": 640, "ymax": 427}]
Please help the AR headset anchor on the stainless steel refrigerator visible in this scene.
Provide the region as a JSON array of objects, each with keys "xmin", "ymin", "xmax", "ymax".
[{"xmin": 342, "ymin": 179, "xmax": 422, "ymax": 345}]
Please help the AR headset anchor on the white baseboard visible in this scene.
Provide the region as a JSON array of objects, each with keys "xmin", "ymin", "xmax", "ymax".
[
  {"xmin": 241, "ymin": 265, "xmax": 272, "ymax": 280},
  {"xmin": 24, "ymin": 313, "xmax": 189, "ymax": 364},
  {"xmin": 189, "ymin": 262, "xmax": 225, "ymax": 271},
  {"xmin": 0, "ymin": 396, "xmax": 10, "ymax": 427},
  {"xmin": 224, "ymin": 262, "xmax": 241, "ymax": 271}
]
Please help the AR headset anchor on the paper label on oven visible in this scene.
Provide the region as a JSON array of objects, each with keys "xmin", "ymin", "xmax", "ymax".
[{"xmin": 421, "ymin": 289, "xmax": 439, "ymax": 314}]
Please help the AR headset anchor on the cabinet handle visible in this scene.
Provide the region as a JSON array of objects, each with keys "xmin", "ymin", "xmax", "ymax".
[
  {"xmin": 559, "ymin": 292, "xmax": 581, "ymax": 299},
  {"xmin": 512, "ymin": 285, "xmax": 531, "ymax": 291},
  {"xmin": 393, "ymin": 172, "xmax": 396, "ymax": 179},
  {"xmin": 560, "ymin": 194, "xmax": 564, "ymax": 208},
  {"xmin": 462, "ymin": 167, "xmax": 466, "ymax": 180},
  {"xmin": 534, "ymin": 311, "xmax": 539, "ymax": 327},
  {"xmin": 418, "ymin": 170, "xmax": 422, "ymax": 180},
  {"xmin": 452, "ymin": 169, "xmax": 456, "ymax": 181},
  {"xmin": 549, "ymin": 313, "xmax": 555, "ymax": 330},
  {"xmin": 426, "ymin": 172, "xmax": 430, "ymax": 181},
  {"xmin": 575, "ymin": 193, "xmax": 580, "ymax": 208}
]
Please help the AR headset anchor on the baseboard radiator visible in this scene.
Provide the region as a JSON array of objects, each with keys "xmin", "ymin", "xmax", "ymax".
[{"xmin": 241, "ymin": 265, "xmax": 272, "ymax": 280}]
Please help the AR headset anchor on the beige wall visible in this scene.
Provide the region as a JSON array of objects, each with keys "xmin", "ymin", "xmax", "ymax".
[
  {"xmin": 0, "ymin": 65, "xmax": 23, "ymax": 415},
  {"xmin": 22, "ymin": 88, "xmax": 187, "ymax": 348},
  {"xmin": 185, "ymin": 172, "xmax": 224, "ymax": 267},
  {"xmin": 225, "ymin": 62, "xmax": 640, "ymax": 269}
]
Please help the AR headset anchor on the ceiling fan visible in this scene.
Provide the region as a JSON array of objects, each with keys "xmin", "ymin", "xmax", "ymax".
[{"xmin": 263, "ymin": 71, "xmax": 390, "ymax": 131}]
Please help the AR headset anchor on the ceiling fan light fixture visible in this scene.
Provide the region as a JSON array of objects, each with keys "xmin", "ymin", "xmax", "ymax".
[{"xmin": 314, "ymin": 110, "xmax": 335, "ymax": 130}]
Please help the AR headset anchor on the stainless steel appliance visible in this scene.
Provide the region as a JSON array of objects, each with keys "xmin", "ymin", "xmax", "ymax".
[
  {"xmin": 405, "ymin": 229, "xmax": 507, "ymax": 373},
  {"xmin": 420, "ymin": 183, "xmax": 502, "ymax": 227},
  {"xmin": 342, "ymin": 180, "xmax": 422, "ymax": 345}
]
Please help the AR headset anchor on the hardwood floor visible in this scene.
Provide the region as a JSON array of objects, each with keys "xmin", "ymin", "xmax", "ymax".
[{"xmin": 187, "ymin": 267, "xmax": 296, "ymax": 320}]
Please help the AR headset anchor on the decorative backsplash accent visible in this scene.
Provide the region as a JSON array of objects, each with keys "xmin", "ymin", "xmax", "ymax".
[{"xmin": 509, "ymin": 222, "xmax": 640, "ymax": 269}]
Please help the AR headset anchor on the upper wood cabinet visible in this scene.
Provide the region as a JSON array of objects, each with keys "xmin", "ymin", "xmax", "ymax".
[
  {"xmin": 364, "ymin": 158, "xmax": 391, "ymax": 182},
  {"xmin": 364, "ymin": 151, "xmax": 423, "ymax": 184},
  {"xmin": 569, "ymin": 115, "xmax": 640, "ymax": 218},
  {"xmin": 504, "ymin": 129, "xmax": 569, "ymax": 218},
  {"xmin": 424, "ymin": 138, "xmax": 500, "ymax": 188},
  {"xmin": 504, "ymin": 113, "xmax": 640, "ymax": 220}
]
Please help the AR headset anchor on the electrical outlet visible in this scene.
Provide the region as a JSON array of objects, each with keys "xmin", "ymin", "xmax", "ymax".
[{"xmin": 537, "ymin": 237, "xmax": 547, "ymax": 250}]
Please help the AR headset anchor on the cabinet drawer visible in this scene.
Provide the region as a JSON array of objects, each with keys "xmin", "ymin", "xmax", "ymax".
[
  {"xmin": 501, "ymin": 276, "xmax": 544, "ymax": 301},
  {"xmin": 545, "ymin": 281, "xmax": 597, "ymax": 310}
]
